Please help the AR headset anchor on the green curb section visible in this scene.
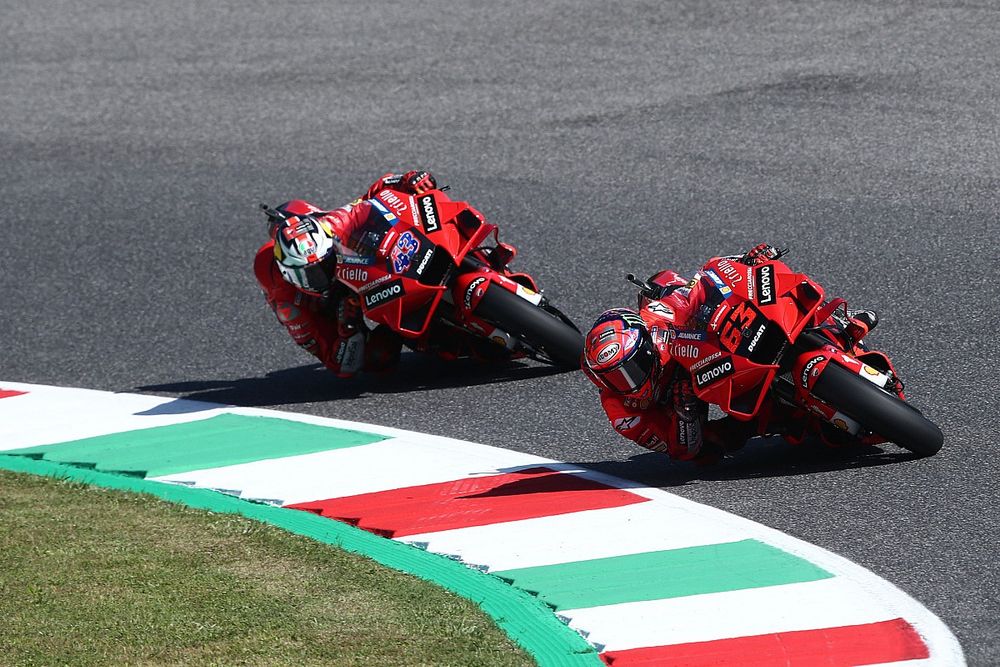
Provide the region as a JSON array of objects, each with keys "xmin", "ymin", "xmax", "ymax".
[
  {"xmin": 494, "ymin": 539, "xmax": 833, "ymax": 611},
  {"xmin": 3, "ymin": 414, "xmax": 387, "ymax": 478},
  {"xmin": 0, "ymin": 454, "xmax": 600, "ymax": 667}
]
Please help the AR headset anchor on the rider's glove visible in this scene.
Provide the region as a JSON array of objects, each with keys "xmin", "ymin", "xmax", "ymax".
[
  {"xmin": 334, "ymin": 295, "xmax": 367, "ymax": 378},
  {"xmin": 336, "ymin": 295, "xmax": 365, "ymax": 339},
  {"xmin": 740, "ymin": 243, "xmax": 780, "ymax": 266},
  {"xmin": 401, "ymin": 170, "xmax": 436, "ymax": 195}
]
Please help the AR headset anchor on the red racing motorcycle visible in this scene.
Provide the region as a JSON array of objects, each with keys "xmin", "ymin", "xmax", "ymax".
[
  {"xmin": 628, "ymin": 251, "xmax": 943, "ymax": 456},
  {"xmin": 333, "ymin": 185, "xmax": 583, "ymax": 367}
]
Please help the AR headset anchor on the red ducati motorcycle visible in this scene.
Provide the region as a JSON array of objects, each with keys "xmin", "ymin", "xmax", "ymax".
[
  {"xmin": 332, "ymin": 185, "xmax": 583, "ymax": 367},
  {"xmin": 628, "ymin": 251, "xmax": 943, "ymax": 456}
]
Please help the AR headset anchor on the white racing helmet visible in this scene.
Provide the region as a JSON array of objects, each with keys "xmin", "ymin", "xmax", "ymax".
[{"xmin": 273, "ymin": 215, "xmax": 338, "ymax": 296}]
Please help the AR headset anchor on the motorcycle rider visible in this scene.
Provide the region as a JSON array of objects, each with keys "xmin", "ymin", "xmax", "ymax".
[
  {"xmin": 254, "ymin": 170, "xmax": 512, "ymax": 377},
  {"xmin": 582, "ymin": 243, "xmax": 879, "ymax": 464}
]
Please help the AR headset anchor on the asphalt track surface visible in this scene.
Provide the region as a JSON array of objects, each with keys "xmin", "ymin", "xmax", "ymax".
[{"xmin": 2, "ymin": 0, "xmax": 997, "ymax": 663}]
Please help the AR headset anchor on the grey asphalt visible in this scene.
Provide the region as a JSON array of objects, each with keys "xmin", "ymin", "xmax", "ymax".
[{"xmin": 2, "ymin": 0, "xmax": 997, "ymax": 663}]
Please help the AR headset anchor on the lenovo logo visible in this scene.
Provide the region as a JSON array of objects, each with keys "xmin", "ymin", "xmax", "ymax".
[
  {"xmin": 756, "ymin": 264, "xmax": 776, "ymax": 305},
  {"xmin": 363, "ymin": 279, "xmax": 404, "ymax": 309},
  {"xmin": 693, "ymin": 356, "xmax": 735, "ymax": 389},
  {"xmin": 418, "ymin": 195, "xmax": 441, "ymax": 233}
]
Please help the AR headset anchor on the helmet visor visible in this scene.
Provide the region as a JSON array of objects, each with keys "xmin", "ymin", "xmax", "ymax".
[
  {"xmin": 596, "ymin": 345, "xmax": 656, "ymax": 394},
  {"xmin": 283, "ymin": 253, "xmax": 337, "ymax": 295}
]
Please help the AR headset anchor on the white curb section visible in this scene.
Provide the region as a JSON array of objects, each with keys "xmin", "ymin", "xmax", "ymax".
[{"xmin": 0, "ymin": 382, "xmax": 965, "ymax": 664}]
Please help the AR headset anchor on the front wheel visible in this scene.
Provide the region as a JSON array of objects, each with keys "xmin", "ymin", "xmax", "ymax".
[
  {"xmin": 810, "ymin": 361, "xmax": 944, "ymax": 457},
  {"xmin": 474, "ymin": 283, "xmax": 583, "ymax": 368}
]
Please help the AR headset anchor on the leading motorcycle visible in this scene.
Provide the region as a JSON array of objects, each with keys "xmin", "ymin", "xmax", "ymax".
[{"xmin": 628, "ymin": 251, "xmax": 943, "ymax": 456}]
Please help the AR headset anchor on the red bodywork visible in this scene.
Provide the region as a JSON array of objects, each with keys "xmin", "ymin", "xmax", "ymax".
[
  {"xmin": 332, "ymin": 187, "xmax": 541, "ymax": 348},
  {"xmin": 645, "ymin": 256, "xmax": 904, "ymax": 440}
]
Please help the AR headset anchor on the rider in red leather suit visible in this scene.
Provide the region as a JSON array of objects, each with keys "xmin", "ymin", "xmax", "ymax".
[
  {"xmin": 582, "ymin": 244, "xmax": 878, "ymax": 464},
  {"xmin": 254, "ymin": 170, "xmax": 497, "ymax": 377}
]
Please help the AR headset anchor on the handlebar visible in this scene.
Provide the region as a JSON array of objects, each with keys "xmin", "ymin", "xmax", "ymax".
[{"xmin": 625, "ymin": 273, "xmax": 663, "ymax": 300}]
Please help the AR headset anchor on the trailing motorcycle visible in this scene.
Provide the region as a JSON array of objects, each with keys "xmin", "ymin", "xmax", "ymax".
[
  {"xmin": 628, "ymin": 251, "xmax": 943, "ymax": 456},
  {"xmin": 333, "ymin": 185, "xmax": 583, "ymax": 367}
]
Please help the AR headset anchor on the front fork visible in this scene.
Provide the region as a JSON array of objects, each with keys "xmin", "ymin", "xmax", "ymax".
[
  {"xmin": 445, "ymin": 263, "xmax": 544, "ymax": 352},
  {"xmin": 784, "ymin": 333, "xmax": 903, "ymax": 437}
]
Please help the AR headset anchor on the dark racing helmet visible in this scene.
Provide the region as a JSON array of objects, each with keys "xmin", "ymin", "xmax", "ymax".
[
  {"xmin": 272, "ymin": 213, "xmax": 338, "ymax": 297},
  {"xmin": 583, "ymin": 308, "xmax": 659, "ymax": 398}
]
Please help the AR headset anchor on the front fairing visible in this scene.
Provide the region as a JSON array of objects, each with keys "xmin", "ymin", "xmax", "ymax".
[{"xmin": 331, "ymin": 189, "xmax": 497, "ymax": 338}]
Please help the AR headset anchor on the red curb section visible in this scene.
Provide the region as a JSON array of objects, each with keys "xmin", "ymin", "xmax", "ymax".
[
  {"xmin": 286, "ymin": 466, "xmax": 650, "ymax": 538},
  {"xmin": 0, "ymin": 390, "xmax": 27, "ymax": 399},
  {"xmin": 600, "ymin": 618, "xmax": 929, "ymax": 666}
]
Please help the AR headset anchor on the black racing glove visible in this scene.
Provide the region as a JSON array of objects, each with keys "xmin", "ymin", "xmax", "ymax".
[
  {"xmin": 402, "ymin": 170, "xmax": 436, "ymax": 195},
  {"xmin": 740, "ymin": 243, "xmax": 782, "ymax": 266}
]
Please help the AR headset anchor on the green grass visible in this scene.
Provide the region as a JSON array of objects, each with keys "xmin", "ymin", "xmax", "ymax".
[{"xmin": 0, "ymin": 470, "xmax": 535, "ymax": 667}]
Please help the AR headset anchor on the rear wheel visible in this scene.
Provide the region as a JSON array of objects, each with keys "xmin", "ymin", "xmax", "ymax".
[
  {"xmin": 474, "ymin": 283, "xmax": 583, "ymax": 368},
  {"xmin": 811, "ymin": 361, "xmax": 943, "ymax": 456}
]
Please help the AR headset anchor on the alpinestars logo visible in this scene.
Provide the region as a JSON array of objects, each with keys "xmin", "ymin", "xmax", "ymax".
[
  {"xmin": 417, "ymin": 195, "xmax": 441, "ymax": 233},
  {"xmin": 693, "ymin": 356, "xmax": 735, "ymax": 389},
  {"xmin": 363, "ymin": 279, "xmax": 404, "ymax": 309},
  {"xmin": 755, "ymin": 264, "xmax": 776, "ymax": 305}
]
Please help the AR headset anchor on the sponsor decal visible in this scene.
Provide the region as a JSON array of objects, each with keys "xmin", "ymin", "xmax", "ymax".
[
  {"xmin": 359, "ymin": 273, "xmax": 392, "ymax": 291},
  {"xmin": 337, "ymin": 267, "xmax": 368, "ymax": 282},
  {"xmin": 613, "ymin": 416, "xmax": 640, "ymax": 432},
  {"xmin": 621, "ymin": 328, "xmax": 640, "ymax": 355},
  {"xmin": 746, "ymin": 323, "xmax": 767, "ymax": 353},
  {"xmin": 800, "ymin": 355, "xmax": 825, "ymax": 388},
  {"xmin": 755, "ymin": 264, "xmax": 776, "ymax": 305},
  {"xmin": 597, "ymin": 328, "xmax": 617, "ymax": 342},
  {"xmin": 693, "ymin": 356, "xmax": 735, "ymax": 389},
  {"xmin": 377, "ymin": 189, "xmax": 407, "ymax": 215},
  {"xmin": 464, "ymin": 276, "xmax": 487, "ymax": 310},
  {"xmin": 369, "ymin": 197, "xmax": 400, "ymax": 227},
  {"xmin": 378, "ymin": 229, "xmax": 398, "ymax": 255},
  {"xmin": 709, "ymin": 303, "xmax": 731, "ymax": 331},
  {"xmin": 341, "ymin": 254, "xmax": 376, "ymax": 266},
  {"xmin": 490, "ymin": 334, "xmax": 509, "ymax": 347},
  {"xmin": 596, "ymin": 343, "xmax": 621, "ymax": 365},
  {"xmin": 647, "ymin": 302, "xmax": 673, "ymax": 317},
  {"xmin": 275, "ymin": 302, "xmax": 300, "ymax": 323},
  {"xmin": 716, "ymin": 258, "xmax": 744, "ymax": 284},
  {"xmin": 690, "ymin": 350, "xmax": 723, "ymax": 371},
  {"xmin": 862, "ymin": 364, "xmax": 880, "ymax": 376},
  {"xmin": 705, "ymin": 269, "xmax": 726, "ymax": 290},
  {"xmin": 415, "ymin": 248, "xmax": 434, "ymax": 275},
  {"xmin": 363, "ymin": 279, "xmax": 404, "ymax": 309},
  {"xmin": 833, "ymin": 418, "xmax": 849, "ymax": 431},
  {"xmin": 671, "ymin": 343, "xmax": 699, "ymax": 359},
  {"xmin": 620, "ymin": 310, "xmax": 647, "ymax": 329},
  {"xmin": 676, "ymin": 415, "xmax": 702, "ymax": 452},
  {"xmin": 641, "ymin": 432, "xmax": 669, "ymax": 453},
  {"xmin": 674, "ymin": 328, "xmax": 707, "ymax": 341},
  {"xmin": 390, "ymin": 231, "xmax": 421, "ymax": 273},
  {"xmin": 624, "ymin": 397, "xmax": 651, "ymax": 410},
  {"xmin": 417, "ymin": 194, "xmax": 441, "ymax": 233}
]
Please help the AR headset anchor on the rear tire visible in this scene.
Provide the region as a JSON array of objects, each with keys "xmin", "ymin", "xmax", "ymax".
[
  {"xmin": 474, "ymin": 283, "xmax": 583, "ymax": 368},
  {"xmin": 811, "ymin": 362, "xmax": 943, "ymax": 457}
]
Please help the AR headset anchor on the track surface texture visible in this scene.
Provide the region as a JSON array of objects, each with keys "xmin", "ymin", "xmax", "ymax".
[{"xmin": 2, "ymin": 1, "xmax": 996, "ymax": 663}]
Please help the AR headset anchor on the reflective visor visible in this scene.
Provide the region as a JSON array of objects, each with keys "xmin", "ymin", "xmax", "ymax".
[
  {"xmin": 291, "ymin": 253, "xmax": 337, "ymax": 295},
  {"xmin": 596, "ymin": 344, "xmax": 656, "ymax": 394}
]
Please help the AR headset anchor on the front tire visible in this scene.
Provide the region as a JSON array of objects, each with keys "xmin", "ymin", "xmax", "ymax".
[
  {"xmin": 811, "ymin": 361, "xmax": 944, "ymax": 457},
  {"xmin": 474, "ymin": 283, "xmax": 583, "ymax": 368}
]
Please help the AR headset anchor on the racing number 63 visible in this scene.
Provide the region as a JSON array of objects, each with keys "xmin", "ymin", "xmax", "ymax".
[{"xmin": 719, "ymin": 301, "xmax": 755, "ymax": 353}]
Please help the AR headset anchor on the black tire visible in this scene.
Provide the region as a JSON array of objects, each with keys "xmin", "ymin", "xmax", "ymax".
[
  {"xmin": 474, "ymin": 283, "xmax": 583, "ymax": 368},
  {"xmin": 811, "ymin": 361, "xmax": 944, "ymax": 456}
]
